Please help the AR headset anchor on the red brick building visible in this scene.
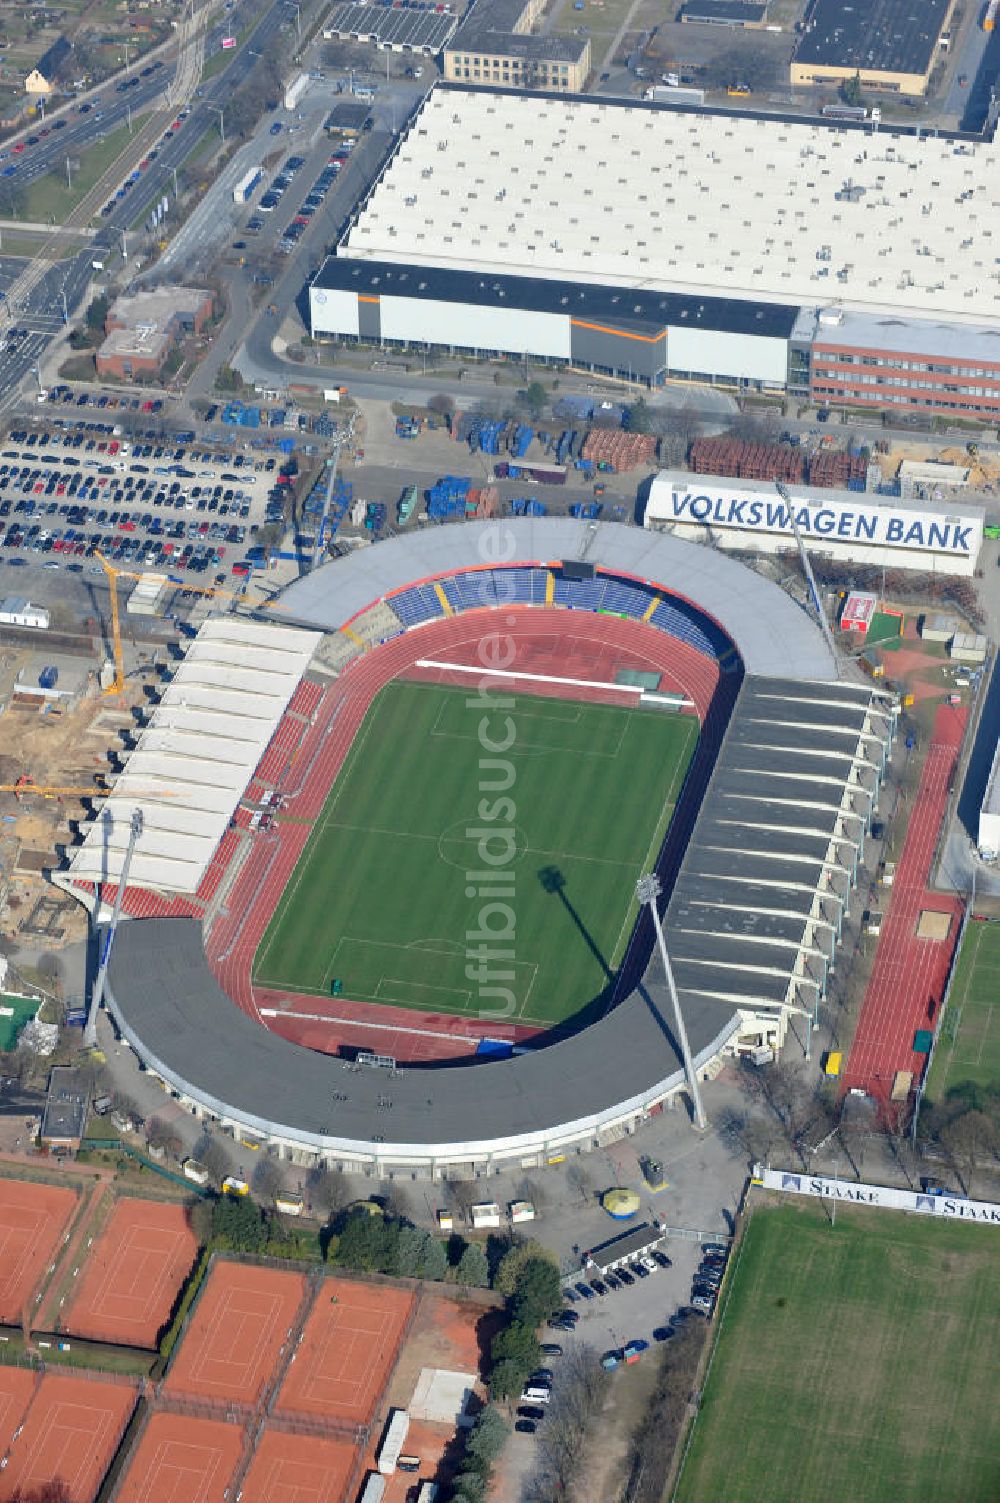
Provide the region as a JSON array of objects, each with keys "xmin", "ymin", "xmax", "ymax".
[{"xmin": 96, "ymin": 286, "xmax": 213, "ymax": 381}]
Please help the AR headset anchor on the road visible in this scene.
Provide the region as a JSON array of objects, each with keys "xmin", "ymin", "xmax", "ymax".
[{"xmin": 0, "ymin": 0, "xmax": 302, "ymax": 409}]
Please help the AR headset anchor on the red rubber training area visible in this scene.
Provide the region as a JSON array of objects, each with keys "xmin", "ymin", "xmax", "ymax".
[
  {"xmin": 842, "ymin": 702, "xmax": 967, "ymax": 1116},
  {"xmin": 206, "ymin": 607, "xmax": 723, "ymax": 1064}
]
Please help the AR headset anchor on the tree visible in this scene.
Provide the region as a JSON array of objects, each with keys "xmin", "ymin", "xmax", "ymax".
[
  {"xmin": 520, "ymin": 380, "xmax": 547, "ymax": 419},
  {"xmin": 211, "ymin": 1193, "xmax": 267, "ymax": 1254},
  {"xmin": 566, "ymin": 1160, "xmax": 593, "ymax": 1204},
  {"xmin": 397, "ymin": 1224, "xmax": 431, "ymax": 1279},
  {"xmin": 251, "ymin": 1156, "xmax": 284, "ymax": 1206},
  {"xmin": 490, "ymin": 1320, "xmax": 541, "ymax": 1379},
  {"xmin": 456, "ymin": 1242, "xmax": 489, "ymax": 1288},
  {"xmin": 510, "ymin": 1257, "xmax": 562, "ymax": 1326},
  {"xmin": 10, "ymin": 1481, "xmax": 73, "ymax": 1503},
  {"xmin": 194, "ymin": 1131, "xmax": 233, "ymax": 1187},
  {"xmin": 842, "ymin": 70, "xmax": 864, "ymax": 107},
  {"xmin": 331, "ymin": 1207, "xmax": 399, "ymax": 1273},
  {"xmin": 493, "ymin": 1240, "xmax": 558, "ymax": 1298},
  {"xmin": 427, "ymin": 393, "xmax": 455, "ymax": 419},
  {"xmin": 35, "ymin": 952, "xmax": 63, "ymax": 997},
  {"xmin": 85, "ymin": 294, "xmax": 109, "ymax": 336},
  {"xmin": 443, "ymin": 1177, "xmax": 476, "ymax": 1221},
  {"xmin": 420, "ymin": 1235, "xmax": 449, "ymax": 1282},
  {"xmin": 307, "ymin": 1163, "xmax": 348, "ymax": 1217},
  {"xmin": 465, "ymin": 1403, "xmax": 509, "ymax": 1469},
  {"xmin": 627, "ymin": 397, "xmax": 653, "ymax": 434},
  {"xmin": 488, "ymin": 1356, "xmax": 529, "ymax": 1402},
  {"xmin": 939, "ymin": 1109, "xmax": 999, "ymax": 1195},
  {"xmin": 146, "ymin": 1116, "xmax": 182, "ymax": 1158}
]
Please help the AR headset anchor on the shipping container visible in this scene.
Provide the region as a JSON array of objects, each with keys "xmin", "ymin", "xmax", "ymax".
[{"xmin": 377, "ymin": 1409, "xmax": 410, "ymax": 1475}]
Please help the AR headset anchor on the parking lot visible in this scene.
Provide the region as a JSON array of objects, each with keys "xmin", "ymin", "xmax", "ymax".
[{"xmin": 0, "ymin": 420, "xmax": 287, "ymax": 582}]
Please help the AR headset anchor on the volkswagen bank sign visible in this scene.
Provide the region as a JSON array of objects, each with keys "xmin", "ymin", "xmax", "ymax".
[{"xmin": 645, "ymin": 470, "xmax": 984, "ymax": 575}]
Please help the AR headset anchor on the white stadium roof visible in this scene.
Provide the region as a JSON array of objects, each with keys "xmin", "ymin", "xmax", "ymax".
[
  {"xmin": 343, "ymin": 86, "xmax": 1000, "ymax": 325},
  {"xmin": 68, "ymin": 618, "xmax": 320, "ymax": 895}
]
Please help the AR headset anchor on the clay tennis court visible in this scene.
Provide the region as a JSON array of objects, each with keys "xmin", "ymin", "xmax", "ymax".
[
  {"xmin": 0, "ymin": 1368, "xmax": 37, "ymax": 1455},
  {"xmin": 114, "ymin": 1413, "xmax": 243, "ymax": 1503},
  {"xmin": 0, "ymin": 1373, "xmax": 136, "ymax": 1503},
  {"xmin": 63, "ymin": 1197, "xmax": 199, "ymax": 1347},
  {"xmin": 275, "ymin": 1278, "xmax": 414, "ymax": 1424},
  {"xmin": 239, "ymin": 1428, "xmax": 357, "ymax": 1503},
  {"xmin": 164, "ymin": 1262, "xmax": 306, "ymax": 1405},
  {"xmin": 0, "ymin": 1178, "xmax": 77, "ymax": 1320}
]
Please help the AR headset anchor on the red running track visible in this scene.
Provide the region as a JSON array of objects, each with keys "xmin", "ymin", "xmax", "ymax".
[
  {"xmin": 206, "ymin": 607, "xmax": 724, "ymax": 1062},
  {"xmin": 842, "ymin": 702, "xmax": 966, "ymax": 1112}
]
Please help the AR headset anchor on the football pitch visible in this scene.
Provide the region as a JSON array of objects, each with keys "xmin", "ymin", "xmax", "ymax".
[
  {"xmin": 675, "ymin": 1203, "xmax": 1000, "ymax": 1503},
  {"xmin": 923, "ymin": 918, "xmax": 1000, "ymax": 1106},
  {"xmin": 254, "ymin": 681, "xmax": 697, "ymax": 1026}
]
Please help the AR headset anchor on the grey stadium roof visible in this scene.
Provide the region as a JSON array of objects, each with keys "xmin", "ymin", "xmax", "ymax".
[
  {"xmin": 274, "ymin": 520, "xmax": 837, "ymax": 682},
  {"xmin": 106, "ymin": 916, "xmax": 739, "ymax": 1159}
]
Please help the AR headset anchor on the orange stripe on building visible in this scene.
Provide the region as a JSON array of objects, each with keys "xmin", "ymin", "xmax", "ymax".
[
  {"xmin": 358, "ymin": 295, "xmax": 380, "ymax": 304},
  {"xmin": 570, "ymin": 318, "xmax": 665, "ymax": 345}
]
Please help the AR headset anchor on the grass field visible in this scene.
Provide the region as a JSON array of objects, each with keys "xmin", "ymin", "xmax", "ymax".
[
  {"xmin": 254, "ymin": 681, "xmax": 697, "ymax": 1026},
  {"xmin": 17, "ymin": 117, "xmax": 151, "ymax": 224},
  {"xmin": 675, "ymin": 1203, "xmax": 1000, "ymax": 1503},
  {"xmin": 924, "ymin": 918, "xmax": 1000, "ymax": 1107}
]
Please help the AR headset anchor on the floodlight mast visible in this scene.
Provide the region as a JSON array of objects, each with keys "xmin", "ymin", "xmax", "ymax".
[
  {"xmin": 84, "ymin": 807, "xmax": 143, "ymax": 1047},
  {"xmin": 774, "ymin": 480, "xmax": 841, "ymax": 675},
  {"xmin": 636, "ymin": 873, "xmax": 707, "ymax": 1130}
]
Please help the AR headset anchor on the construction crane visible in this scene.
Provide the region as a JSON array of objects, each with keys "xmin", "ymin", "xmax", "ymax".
[
  {"xmin": 0, "ymin": 779, "xmax": 175, "ymax": 800},
  {"xmin": 774, "ymin": 481, "xmax": 841, "ymax": 675},
  {"xmin": 94, "ymin": 550, "xmax": 249, "ymax": 697}
]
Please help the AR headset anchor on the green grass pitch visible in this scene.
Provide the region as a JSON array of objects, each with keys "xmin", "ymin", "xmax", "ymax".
[
  {"xmin": 675, "ymin": 1203, "xmax": 1000, "ymax": 1503},
  {"xmin": 924, "ymin": 919, "xmax": 1000, "ymax": 1107},
  {"xmin": 253, "ymin": 681, "xmax": 697, "ymax": 1026}
]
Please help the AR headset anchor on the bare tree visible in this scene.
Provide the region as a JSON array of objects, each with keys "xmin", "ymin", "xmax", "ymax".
[
  {"xmin": 307, "ymin": 1163, "xmax": 349, "ymax": 1217},
  {"xmin": 146, "ymin": 1116, "xmax": 183, "ymax": 1158},
  {"xmin": 565, "ymin": 1160, "xmax": 593, "ymax": 1205},
  {"xmin": 252, "ymin": 1156, "xmax": 284, "ymax": 1207},
  {"xmin": 443, "ymin": 1177, "xmax": 476, "ymax": 1221},
  {"xmin": 194, "ymin": 1130, "xmax": 234, "ymax": 1187},
  {"xmin": 939, "ymin": 1110, "xmax": 999, "ymax": 1197}
]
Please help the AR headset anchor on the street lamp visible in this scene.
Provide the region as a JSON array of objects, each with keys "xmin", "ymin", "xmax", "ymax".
[
  {"xmin": 85, "ymin": 807, "xmax": 144, "ymax": 1046},
  {"xmin": 636, "ymin": 873, "xmax": 707, "ymax": 1130}
]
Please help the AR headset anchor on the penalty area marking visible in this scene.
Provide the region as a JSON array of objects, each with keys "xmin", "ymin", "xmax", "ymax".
[{"xmin": 415, "ymin": 659, "xmax": 644, "ymax": 695}]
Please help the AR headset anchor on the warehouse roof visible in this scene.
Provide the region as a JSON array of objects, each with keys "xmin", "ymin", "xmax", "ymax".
[
  {"xmin": 68, "ymin": 618, "xmax": 320, "ymax": 894},
  {"xmin": 793, "ymin": 0, "xmax": 952, "ymax": 79},
  {"xmin": 314, "ymin": 257, "xmax": 799, "ymax": 339},
  {"xmin": 324, "ymin": 1, "xmax": 459, "ymax": 51},
  {"xmin": 341, "ymin": 85, "xmax": 1000, "ymax": 325},
  {"xmin": 449, "ymin": 0, "xmax": 589, "ymax": 61},
  {"xmin": 678, "ymin": 0, "xmax": 768, "ymax": 21},
  {"xmin": 273, "ymin": 519, "xmax": 839, "ymax": 681}
]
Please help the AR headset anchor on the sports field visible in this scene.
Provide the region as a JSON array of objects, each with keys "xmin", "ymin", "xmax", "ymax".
[
  {"xmin": 0, "ymin": 1373, "xmax": 137, "ymax": 1503},
  {"xmin": 63, "ymin": 1197, "xmax": 199, "ymax": 1348},
  {"xmin": 115, "ymin": 1414, "xmax": 243, "ymax": 1503},
  {"xmin": 0, "ymin": 1177, "xmax": 77, "ymax": 1321},
  {"xmin": 675, "ymin": 1203, "xmax": 1000, "ymax": 1503},
  {"xmin": 163, "ymin": 1263, "xmax": 306, "ymax": 1407},
  {"xmin": 254, "ymin": 681, "xmax": 697, "ymax": 1025},
  {"xmin": 275, "ymin": 1278, "xmax": 413, "ymax": 1425},
  {"xmin": 924, "ymin": 917, "xmax": 1000, "ymax": 1106},
  {"xmin": 240, "ymin": 1430, "xmax": 357, "ymax": 1503}
]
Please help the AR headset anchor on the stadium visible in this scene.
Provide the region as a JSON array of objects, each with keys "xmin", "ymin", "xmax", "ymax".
[{"xmin": 59, "ymin": 520, "xmax": 895, "ymax": 1176}]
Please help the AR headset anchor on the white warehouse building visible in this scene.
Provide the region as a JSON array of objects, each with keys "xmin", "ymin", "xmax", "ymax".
[
  {"xmin": 309, "ymin": 85, "xmax": 1000, "ymax": 415},
  {"xmin": 644, "ymin": 471, "xmax": 985, "ymax": 576}
]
